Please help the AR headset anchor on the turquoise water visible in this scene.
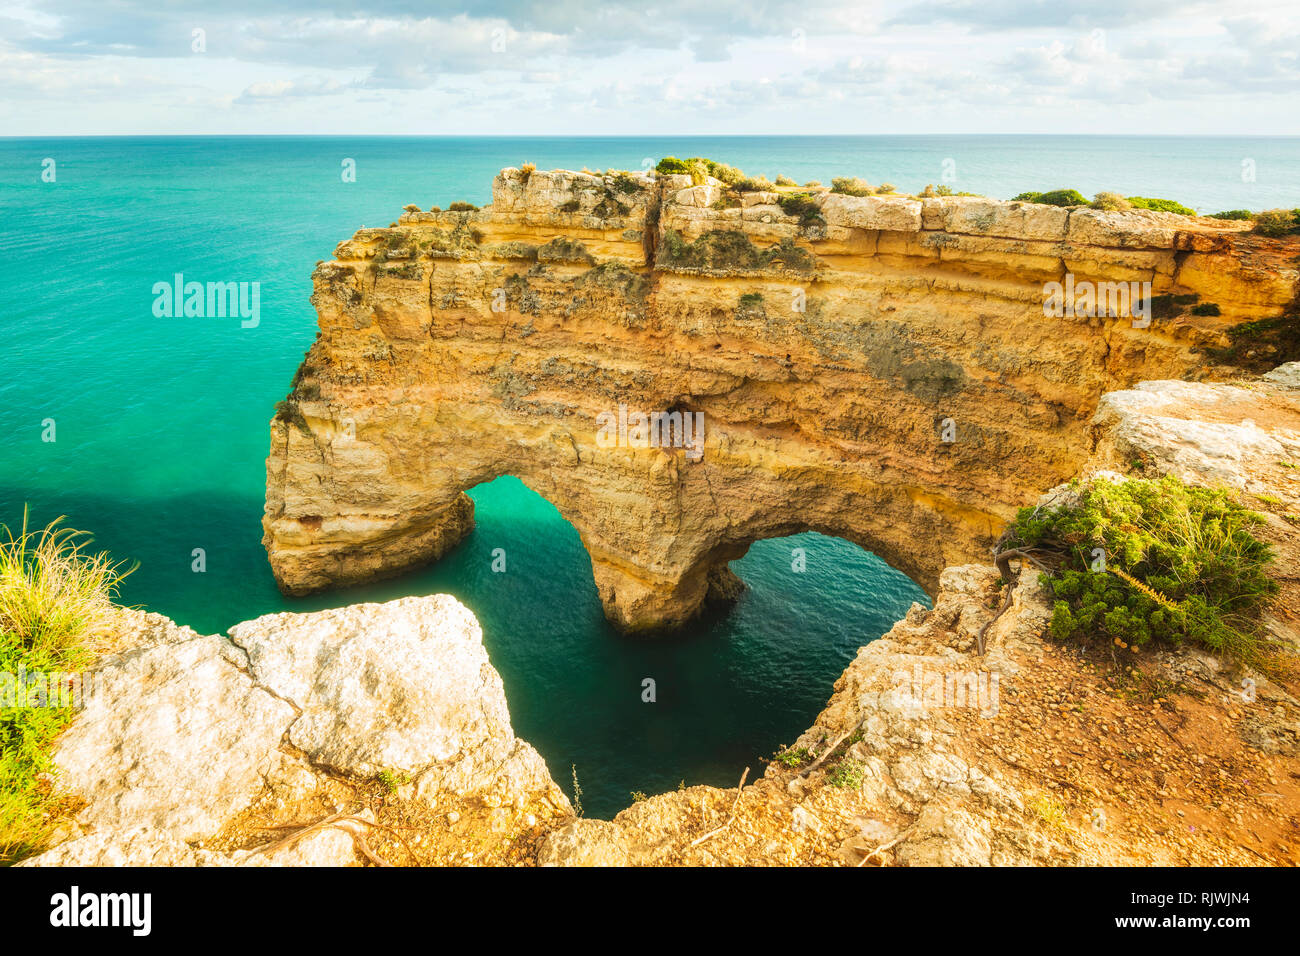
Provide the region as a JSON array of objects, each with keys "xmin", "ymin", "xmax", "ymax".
[{"xmin": 3, "ymin": 136, "xmax": 1297, "ymax": 817}]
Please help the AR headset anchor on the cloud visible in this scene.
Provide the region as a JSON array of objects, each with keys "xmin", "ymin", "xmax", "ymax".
[
  {"xmin": 885, "ymin": 0, "xmax": 1187, "ymax": 31},
  {"xmin": 1, "ymin": 0, "xmax": 1296, "ymax": 134},
  {"xmin": 234, "ymin": 76, "xmax": 353, "ymax": 103}
]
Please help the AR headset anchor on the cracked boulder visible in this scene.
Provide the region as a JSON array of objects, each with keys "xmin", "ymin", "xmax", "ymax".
[
  {"xmin": 228, "ymin": 594, "xmax": 555, "ymax": 805},
  {"xmin": 52, "ymin": 611, "xmax": 295, "ymax": 841},
  {"xmin": 34, "ymin": 596, "xmax": 562, "ymax": 864}
]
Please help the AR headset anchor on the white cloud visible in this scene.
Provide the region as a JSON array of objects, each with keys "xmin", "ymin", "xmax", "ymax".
[{"xmin": 0, "ymin": 0, "xmax": 1296, "ymax": 133}]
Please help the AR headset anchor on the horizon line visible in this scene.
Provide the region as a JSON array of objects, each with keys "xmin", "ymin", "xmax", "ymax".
[{"xmin": 4, "ymin": 133, "xmax": 1300, "ymax": 140}]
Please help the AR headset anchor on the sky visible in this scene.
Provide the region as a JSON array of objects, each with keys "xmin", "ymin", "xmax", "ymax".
[{"xmin": 0, "ymin": 0, "xmax": 1297, "ymax": 135}]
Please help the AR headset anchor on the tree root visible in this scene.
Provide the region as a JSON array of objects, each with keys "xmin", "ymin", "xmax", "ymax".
[
  {"xmin": 250, "ymin": 812, "xmax": 422, "ymax": 867},
  {"xmin": 975, "ymin": 547, "xmax": 1054, "ymax": 655},
  {"xmin": 688, "ymin": 767, "xmax": 750, "ymax": 848}
]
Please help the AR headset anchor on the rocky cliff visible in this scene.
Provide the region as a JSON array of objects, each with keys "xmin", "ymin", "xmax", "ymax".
[
  {"xmin": 24, "ymin": 596, "xmax": 569, "ymax": 867},
  {"xmin": 262, "ymin": 167, "xmax": 1299, "ymax": 630},
  {"xmin": 29, "ymin": 364, "xmax": 1300, "ymax": 867}
]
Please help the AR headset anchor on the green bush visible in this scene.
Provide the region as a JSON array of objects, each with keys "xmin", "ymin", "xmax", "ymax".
[
  {"xmin": 1013, "ymin": 189, "xmax": 1089, "ymax": 207},
  {"xmin": 1190, "ymin": 303, "xmax": 1221, "ymax": 316},
  {"xmin": 447, "ymin": 201, "xmax": 479, "ymax": 212},
  {"xmin": 735, "ymin": 176, "xmax": 775, "ymax": 193},
  {"xmin": 1252, "ymin": 209, "xmax": 1300, "ymax": 238},
  {"xmin": 772, "ymin": 746, "xmax": 811, "ymax": 769},
  {"xmin": 776, "ymin": 192, "xmax": 824, "ymax": 224},
  {"xmin": 1126, "ymin": 196, "xmax": 1196, "ymax": 216},
  {"xmin": 830, "ymin": 176, "xmax": 872, "ymax": 197},
  {"xmin": 1208, "ymin": 209, "xmax": 1253, "ymax": 221},
  {"xmin": 826, "ymin": 757, "xmax": 865, "ymax": 789},
  {"xmin": 1005, "ymin": 476, "xmax": 1276, "ymax": 660},
  {"xmin": 654, "ymin": 157, "xmax": 744, "ymax": 185},
  {"xmin": 657, "ymin": 229, "xmax": 815, "ymax": 273},
  {"xmin": 1091, "ymin": 191, "xmax": 1131, "ymax": 211}
]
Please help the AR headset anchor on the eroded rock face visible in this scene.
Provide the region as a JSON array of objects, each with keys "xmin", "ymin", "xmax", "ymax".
[
  {"xmin": 263, "ymin": 166, "xmax": 1299, "ymax": 630},
  {"xmin": 29, "ymin": 597, "xmax": 560, "ymax": 866}
]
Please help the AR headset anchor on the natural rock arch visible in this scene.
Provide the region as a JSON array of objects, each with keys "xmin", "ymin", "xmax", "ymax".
[{"xmin": 263, "ymin": 166, "xmax": 1298, "ymax": 631}]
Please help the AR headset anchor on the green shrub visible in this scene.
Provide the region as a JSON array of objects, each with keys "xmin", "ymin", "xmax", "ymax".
[
  {"xmin": 775, "ymin": 175, "xmax": 796, "ymax": 186},
  {"xmin": 1252, "ymin": 209, "xmax": 1300, "ymax": 237},
  {"xmin": 657, "ymin": 229, "xmax": 815, "ymax": 273},
  {"xmin": 1004, "ymin": 476, "xmax": 1277, "ymax": 660},
  {"xmin": 1191, "ymin": 303, "xmax": 1221, "ymax": 316},
  {"xmin": 826, "ymin": 757, "xmax": 865, "ymax": 789},
  {"xmin": 1126, "ymin": 196, "xmax": 1196, "ymax": 216},
  {"xmin": 772, "ymin": 746, "xmax": 811, "ymax": 769},
  {"xmin": 654, "ymin": 157, "xmax": 744, "ymax": 186},
  {"xmin": 607, "ymin": 172, "xmax": 643, "ymax": 195},
  {"xmin": 1091, "ymin": 192, "xmax": 1131, "ymax": 211},
  {"xmin": 1, "ymin": 514, "xmax": 131, "ymax": 863},
  {"xmin": 1209, "ymin": 209, "xmax": 1253, "ymax": 221},
  {"xmin": 1013, "ymin": 189, "xmax": 1089, "ymax": 207},
  {"xmin": 735, "ymin": 176, "xmax": 775, "ymax": 193},
  {"xmin": 776, "ymin": 192, "xmax": 824, "ymax": 224},
  {"xmin": 447, "ymin": 201, "xmax": 479, "ymax": 212},
  {"xmin": 830, "ymin": 176, "xmax": 872, "ymax": 197},
  {"xmin": 708, "ymin": 163, "xmax": 745, "ymax": 186}
]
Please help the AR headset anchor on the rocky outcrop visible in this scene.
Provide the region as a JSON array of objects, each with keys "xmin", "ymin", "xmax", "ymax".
[
  {"xmin": 22, "ymin": 596, "xmax": 567, "ymax": 867},
  {"xmin": 263, "ymin": 166, "xmax": 1300, "ymax": 631},
  {"xmin": 29, "ymin": 362, "xmax": 1300, "ymax": 867},
  {"xmin": 536, "ymin": 365, "xmax": 1300, "ymax": 867}
]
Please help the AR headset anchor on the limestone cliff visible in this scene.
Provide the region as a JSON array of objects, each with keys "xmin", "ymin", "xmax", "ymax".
[
  {"xmin": 263, "ymin": 167, "xmax": 1299, "ymax": 630},
  {"xmin": 32, "ymin": 365, "xmax": 1300, "ymax": 867}
]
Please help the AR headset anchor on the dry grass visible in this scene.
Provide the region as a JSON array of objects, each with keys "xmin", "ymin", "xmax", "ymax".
[{"xmin": 0, "ymin": 510, "xmax": 131, "ymax": 863}]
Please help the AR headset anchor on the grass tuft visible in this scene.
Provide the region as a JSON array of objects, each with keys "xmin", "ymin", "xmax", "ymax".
[{"xmin": 0, "ymin": 511, "xmax": 130, "ymax": 863}]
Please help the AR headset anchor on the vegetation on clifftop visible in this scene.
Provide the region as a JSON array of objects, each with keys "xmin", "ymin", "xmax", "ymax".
[
  {"xmin": 0, "ymin": 514, "xmax": 130, "ymax": 864},
  {"xmin": 1011, "ymin": 189, "xmax": 1091, "ymax": 207},
  {"xmin": 657, "ymin": 228, "xmax": 816, "ymax": 273},
  {"xmin": 1002, "ymin": 476, "xmax": 1277, "ymax": 662}
]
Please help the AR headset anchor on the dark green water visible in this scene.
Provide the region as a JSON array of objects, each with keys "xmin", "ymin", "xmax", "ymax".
[{"xmin": 9, "ymin": 136, "xmax": 1291, "ymax": 815}]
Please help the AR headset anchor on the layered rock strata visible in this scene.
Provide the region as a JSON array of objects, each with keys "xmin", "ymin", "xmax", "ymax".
[
  {"xmin": 29, "ymin": 365, "xmax": 1300, "ymax": 866},
  {"xmin": 263, "ymin": 167, "xmax": 1299, "ymax": 630}
]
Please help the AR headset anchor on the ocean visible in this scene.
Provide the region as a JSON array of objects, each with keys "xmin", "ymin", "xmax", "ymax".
[{"xmin": 2, "ymin": 135, "xmax": 1297, "ymax": 817}]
